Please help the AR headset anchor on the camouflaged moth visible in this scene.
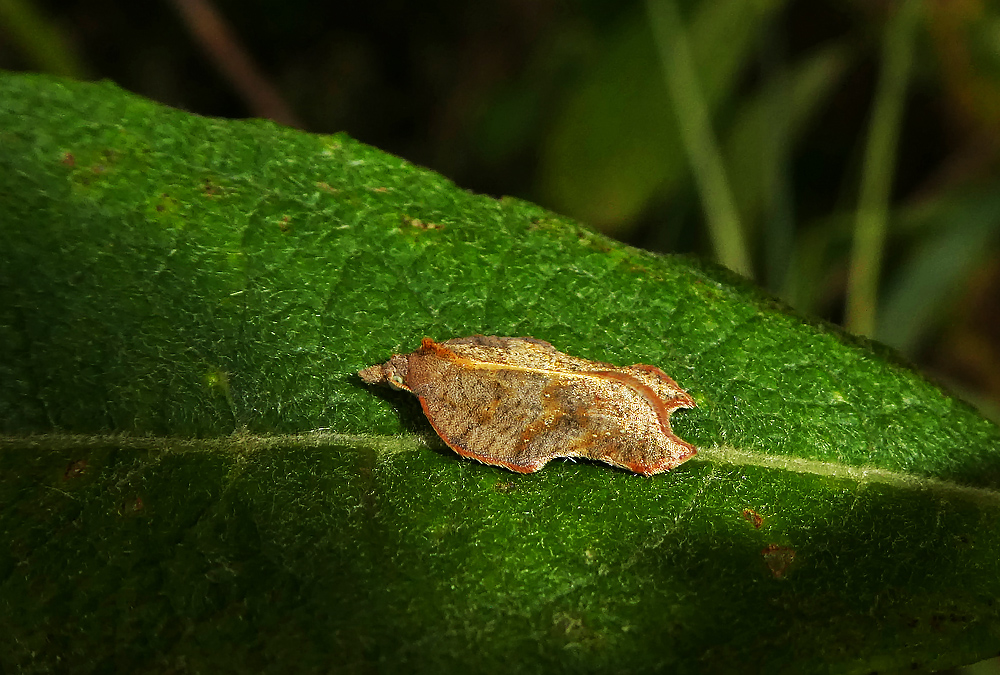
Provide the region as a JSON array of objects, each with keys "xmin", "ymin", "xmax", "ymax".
[{"xmin": 359, "ymin": 335, "xmax": 696, "ymax": 475}]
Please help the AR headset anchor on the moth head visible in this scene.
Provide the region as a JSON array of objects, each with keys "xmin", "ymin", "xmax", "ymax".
[
  {"xmin": 359, "ymin": 354, "xmax": 411, "ymax": 392},
  {"xmin": 383, "ymin": 354, "xmax": 410, "ymax": 391}
]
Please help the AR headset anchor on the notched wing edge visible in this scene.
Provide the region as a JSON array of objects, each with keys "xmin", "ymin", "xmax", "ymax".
[{"xmin": 413, "ymin": 338, "xmax": 699, "ymax": 476}]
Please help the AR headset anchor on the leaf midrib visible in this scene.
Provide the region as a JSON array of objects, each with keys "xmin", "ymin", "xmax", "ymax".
[{"xmin": 5, "ymin": 432, "xmax": 998, "ymax": 506}]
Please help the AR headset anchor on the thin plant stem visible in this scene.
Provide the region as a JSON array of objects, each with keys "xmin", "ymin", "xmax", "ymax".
[
  {"xmin": 169, "ymin": 0, "xmax": 303, "ymax": 128},
  {"xmin": 845, "ymin": 0, "xmax": 923, "ymax": 336},
  {"xmin": 645, "ymin": 0, "xmax": 752, "ymax": 278},
  {"xmin": 758, "ymin": 16, "xmax": 796, "ymax": 296}
]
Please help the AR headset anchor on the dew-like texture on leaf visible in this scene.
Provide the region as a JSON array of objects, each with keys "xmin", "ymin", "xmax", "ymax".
[{"xmin": 2, "ymin": 74, "xmax": 1000, "ymax": 674}]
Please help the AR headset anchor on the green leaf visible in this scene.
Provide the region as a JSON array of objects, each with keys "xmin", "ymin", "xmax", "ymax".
[{"xmin": 2, "ymin": 73, "xmax": 1000, "ymax": 674}]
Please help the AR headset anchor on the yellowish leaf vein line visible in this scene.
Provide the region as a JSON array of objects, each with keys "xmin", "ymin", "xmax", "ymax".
[
  {"xmin": 2, "ymin": 432, "xmax": 997, "ymax": 505},
  {"xmin": 695, "ymin": 444, "xmax": 1000, "ymax": 506}
]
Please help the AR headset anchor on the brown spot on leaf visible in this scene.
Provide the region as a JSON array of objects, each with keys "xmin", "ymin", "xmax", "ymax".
[
  {"xmin": 203, "ymin": 177, "xmax": 221, "ymax": 197},
  {"xmin": 741, "ymin": 508, "xmax": 764, "ymax": 529},
  {"xmin": 761, "ymin": 544, "xmax": 796, "ymax": 578},
  {"xmin": 63, "ymin": 459, "xmax": 88, "ymax": 480},
  {"xmin": 279, "ymin": 215, "xmax": 292, "ymax": 232},
  {"xmin": 61, "ymin": 152, "xmax": 75, "ymax": 167},
  {"xmin": 401, "ymin": 215, "xmax": 444, "ymax": 231}
]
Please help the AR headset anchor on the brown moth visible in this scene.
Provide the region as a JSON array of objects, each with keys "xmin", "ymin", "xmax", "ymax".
[
  {"xmin": 358, "ymin": 335, "xmax": 696, "ymax": 476},
  {"xmin": 359, "ymin": 335, "xmax": 697, "ymax": 476}
]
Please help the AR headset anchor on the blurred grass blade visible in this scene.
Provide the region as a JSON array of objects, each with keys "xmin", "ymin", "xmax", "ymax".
[
  {"xmin": 645, "ymin": 0, "xmax": 751, "ymax": 277},
  {"xmin": 845, "ymin": 0, "xmax": 923, "ymax": 336},
  {"xmin": 877, "ymin": 190, "xmax": 1000, "ymax": 354},
  {"xmin": 757, "ymin": 19, "xmax": 796, "ymax": 296},
  {"xmin": 725, "ymin": 43, "xmax": 849, "ymax": 292},
  {"xmin": 0, "ymin": 0, "xmax": 87, "ymax": 77},
  {"xmin": 539, "ymin": 0, "xmax": 785, "ymax": 233},
  {"xmin": 784, "ymin": 211, "xmax": 854, "ymax": 316}
]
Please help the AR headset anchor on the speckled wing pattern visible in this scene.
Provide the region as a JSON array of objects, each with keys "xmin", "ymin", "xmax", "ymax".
[{"xmin": 359, "ymin": 335, "xmax": 697, "ymax": 476}]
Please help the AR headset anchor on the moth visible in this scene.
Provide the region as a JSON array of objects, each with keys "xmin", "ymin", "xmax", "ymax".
[{"xmin": 358, "ymin": 335, "xmax": 696, "ymax": 476}]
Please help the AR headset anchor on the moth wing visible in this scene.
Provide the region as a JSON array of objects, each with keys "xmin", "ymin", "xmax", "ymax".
[{"xmin": 407, "ymin": 354, "xmax": 553, "ymax": 473}]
